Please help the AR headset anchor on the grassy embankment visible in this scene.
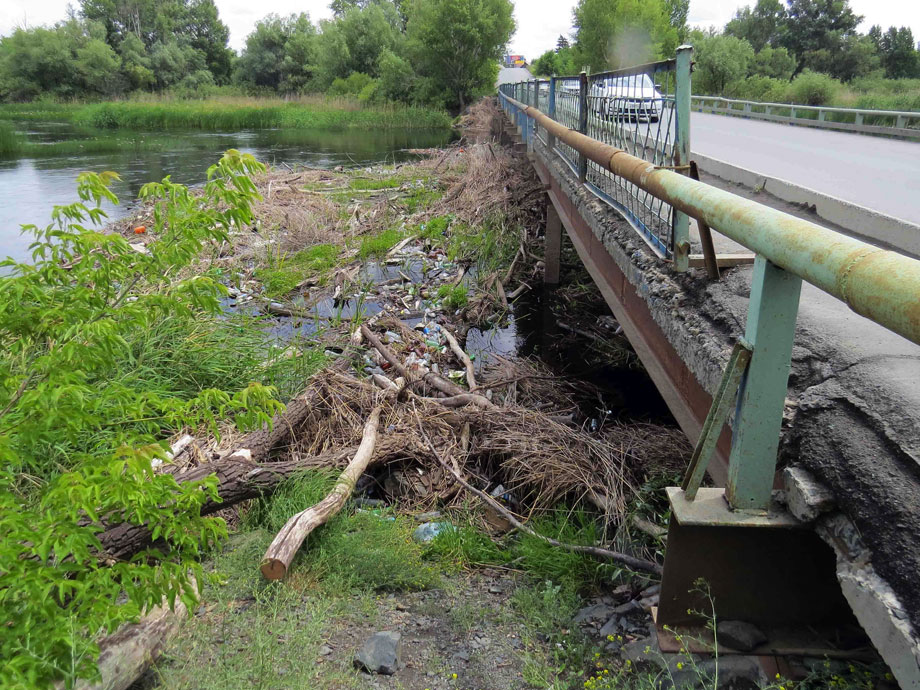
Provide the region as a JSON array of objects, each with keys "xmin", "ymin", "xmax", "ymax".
[{"xmin": 0, "ymin": 95, "xmax": 453, "ymax": 157}]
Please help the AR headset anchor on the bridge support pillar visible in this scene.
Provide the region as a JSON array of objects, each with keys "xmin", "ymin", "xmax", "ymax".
[{"xmin": 544, "ymin": 199, "xmax": 563, "ymax": 285}]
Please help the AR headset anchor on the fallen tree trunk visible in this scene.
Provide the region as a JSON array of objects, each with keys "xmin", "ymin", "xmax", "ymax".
[
  {"xmin": 98, "ymin": 447, "xmax": 356, "ymax": 560},
  {"xmin": 260, "ymin": 405, "xmax": 385, "ymax": 580},
  {"xmin": 441, "ymin": 324, "xmax": 477, "ymax": 390},
  {"xmin": 57, "ymin": 578, "xmax": 198, "ymax": 690}
]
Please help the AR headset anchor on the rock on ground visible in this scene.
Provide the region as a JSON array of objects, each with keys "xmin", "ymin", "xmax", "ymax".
[{"xmin": 354, "ymin": 631, "xmax": 402, "ymax": 675}]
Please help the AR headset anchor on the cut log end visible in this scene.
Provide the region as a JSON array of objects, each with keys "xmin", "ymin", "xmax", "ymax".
[{"xmin": 260, "ymin": 558, "xmax": 287, "ymax": 581}]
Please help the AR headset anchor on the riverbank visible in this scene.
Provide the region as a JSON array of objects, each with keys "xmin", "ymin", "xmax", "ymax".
[{"xmin": 0, "ymin": 95, "xmax": 453, "ymax": 133}]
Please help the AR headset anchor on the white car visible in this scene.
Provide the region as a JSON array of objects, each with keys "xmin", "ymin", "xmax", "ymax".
[{"xmin": 590, "ymin": 74, "xmax": 662, "ymax": 122}]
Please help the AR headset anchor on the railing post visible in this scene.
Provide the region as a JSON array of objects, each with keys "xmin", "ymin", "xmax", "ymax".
[
  {"xmin": 577, "ymin": 71, "xmax": 588, "ymax": 183},
  {"xmin": 726, "ymin": 256, "xmax": 802, "ymax": 511},
  {"xmin": 547, "ymin": 77, "xmax": 557, "ymax": 152},
  {"xmin": 672, "ymin": 45, "xmax": 692, "ymax": 273}
]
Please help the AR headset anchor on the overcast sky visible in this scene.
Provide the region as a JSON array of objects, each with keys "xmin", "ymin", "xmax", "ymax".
[{"xmin": 2, "ymin": 0, "xmax": 918, "ymax": 59}]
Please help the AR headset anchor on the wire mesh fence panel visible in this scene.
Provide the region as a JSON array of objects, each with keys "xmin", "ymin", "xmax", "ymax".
[
  {"xmin": 553, "ymin": 76, "xmax": 582, "ymax": 175},
  {"xmin": 536, "ymin": 80, "xmax": 550, "ymax": 146},
  {"xmin": 585, "ymin": 61, "xmax": 678, "ymax": 258}
]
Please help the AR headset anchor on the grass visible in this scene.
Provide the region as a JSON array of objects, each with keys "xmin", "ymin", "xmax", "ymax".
[
  {"xmin": 0, "ymin": 121, "xmax": 23, "ymax": 155},
  {"xmin": 357, "ymin": 227, "xmax": 405, "ymax": 260},
  {"xmin": 448, "ymin": 213, "xmax": 520, "ymax": 277},
  {"xmin": 436, "ymin": 284, "xmax": 469, "ymax": 310},
  {"xmin": 0, "ymin": 97, "xmax": 452, "ymax": 132},
  {"xmin": 256, "ymin": 244, "xmax": 340, "ymax": 298},
  {"xmin": 403, "ymin": 186, "xmax": 443, "ymax": 212}
]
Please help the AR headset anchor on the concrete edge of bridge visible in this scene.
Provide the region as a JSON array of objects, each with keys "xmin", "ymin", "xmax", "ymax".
[
  {"xmin": 692, "ymin": 152, "xmax": 920, "ymax": 260},
  {"xmin": 520, "ymin": 128, "xmax": 920, "ymax": 687}
]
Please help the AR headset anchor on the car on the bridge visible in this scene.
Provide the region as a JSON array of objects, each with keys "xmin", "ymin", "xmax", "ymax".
[{"xmin": 590, "ymin": 73, "xmax": 662, "ymax": 123}]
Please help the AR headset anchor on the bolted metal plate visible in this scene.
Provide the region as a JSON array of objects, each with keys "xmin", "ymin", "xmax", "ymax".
[{"xmin": 667, "ymin": 487, "xmax": 801, "ymax": 528}]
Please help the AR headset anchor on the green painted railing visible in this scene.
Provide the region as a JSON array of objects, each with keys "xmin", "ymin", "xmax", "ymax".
[{"xmin": 498, "ymin": 62, "xmax": 920, "ymax": 513}]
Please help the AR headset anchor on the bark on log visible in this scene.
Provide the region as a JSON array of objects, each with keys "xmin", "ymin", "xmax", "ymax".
[
  {"xmin": 57, "ymin": 579, "xmax": 197, "ymax": 690},
  {"xmin": 260, "ymin": 405, "xmax": 384, "ymax": 580},
  {"xmin": 98, "ymin": 448, "xmax": 356, "ymax": 561}
]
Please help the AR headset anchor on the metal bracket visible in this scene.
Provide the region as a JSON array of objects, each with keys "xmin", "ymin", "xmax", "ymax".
[{"xmin": 681, "ymin": 339, "xmax": 752, "ymax": 500}]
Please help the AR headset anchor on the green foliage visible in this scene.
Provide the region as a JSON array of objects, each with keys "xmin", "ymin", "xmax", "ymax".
[
  {"xmin": 787, "ymin": 69, "xmax": 840, "ymax": 105},
  {"xmin": 55, "ymin": 99, "xmax": 451, "ymax": 131},
  {"xmin": 327, "ymin": 72, "xmax": 377, "ymax": 98},
  {"xmin": 407, "ymin": 0, "xmax": 515, "ymax": 109},
  {"xmin": 780, "ymin": 0, "xmax": 862, "ymax": 77},
  {"xmin": 531, "ymin": 48, "xmax": 578, "ymax": 77},
  {"xmin": 436, "ymin": 284, "xmax": 469, "ymax": 310},
  {"xmin": 0, "ymin": 150, "xmax": 288, "ymax": 687},
  {"xmin": 416, "ymin": 214, "xmax": 451, "ymax": 241},
  {"xmin": 693, "ymin": 34, "xmax": 755, "ymax": 95},
  {"xmin": 358, "ymin": 227, "xmax": 405, "ymax": 260},
  {"xmin": 377, "ymin": 49, "xmax": 417, "ymax": 103},
  {"xmin": 447, "ymin": 214, "xmax": 519, "ymax": 277},
  {"xmin": 256, "ymin": 244, "xmax": 340, "ymax": 298},
  {"xmin": 572, "ymin": 0, "xmax": 678, "ymax": 71},
  {"xmin": 872, "ymin": 26, "xmax": 920, "ymax": 79},
  {"xmin": 724, "ymin": 0, "xmax": 786, "ymax": 52},
  {"xmin": 234, "ymin": 13, "xmax": 317, "ymax": 92},
  {"xmin": 0, "ymin": 120, "xmax": 23, "ymax": 155},
  {"xmin": 750, "ymin": 45, "xmax": 796, "ymax": 80}
]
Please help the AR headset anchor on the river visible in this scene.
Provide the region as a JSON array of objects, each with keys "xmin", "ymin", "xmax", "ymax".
[{"xmin": 0, "ymin": 122, "xmax": 453, "ymax": 265}]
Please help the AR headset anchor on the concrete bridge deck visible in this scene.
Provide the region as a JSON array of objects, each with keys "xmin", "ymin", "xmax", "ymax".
[{"xmin": 500, "ymin": 103, "xmax": 920, "ymax": 685}]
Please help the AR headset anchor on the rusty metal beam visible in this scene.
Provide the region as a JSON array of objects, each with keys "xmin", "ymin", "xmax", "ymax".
[{"xmin": 504, "ymin": 94, "xmax": 920, "ymax": 346}]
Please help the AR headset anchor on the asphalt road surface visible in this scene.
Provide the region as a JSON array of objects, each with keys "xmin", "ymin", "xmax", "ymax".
[{"xmin": 690, "ymin": 112, "xmax": 920, "ymax": 225}]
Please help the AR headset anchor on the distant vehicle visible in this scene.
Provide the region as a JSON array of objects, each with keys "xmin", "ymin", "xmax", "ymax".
[{"xmin": 590, "ymin": 74, "xmax": 662, "ymax": 122}]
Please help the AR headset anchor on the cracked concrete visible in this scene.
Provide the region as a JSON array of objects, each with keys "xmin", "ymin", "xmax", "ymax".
[{"xmin": 531, "ymin": 137, "xmax": 920, "ymax": 680}]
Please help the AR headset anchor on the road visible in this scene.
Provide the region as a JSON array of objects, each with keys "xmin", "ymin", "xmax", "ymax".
[
  {"xmin": 497, "ymin": 67, "xmax": 533, "ymax": 86},
  {"xmin": 690, "ymin": 112, "xmax": 920, "ymax": 226}
]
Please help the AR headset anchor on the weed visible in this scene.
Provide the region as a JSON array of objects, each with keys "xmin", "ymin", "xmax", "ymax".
[
  {"xmin": 347, "ymin": 176, "xmax": 404, "ymax": 191},
  {"xmin": 357, "ymin": 227, "xmax": 404, "ymax": 260},
  {"xmin": 448, "ymin": 213, "xmax": 520, "ymax": 277},
  {"xmin": 256, "ymin": 244, "xmax": 340, "ymax": 298},
  {"xmin": 402, "ymin": 186, "xmax": 443, "ymax": 212},
  {"xmin": 417, "ymin": 214, "xmax": 452, "ymax": 243},
  {"xmin": 0, "ymin": 121, "xmax": 23, "ymax": 156},
  {"xmin": 425, "ymin": 523, "xmax": 511, "ymax": 569},
  {"xmin": 436, "ymin": 284, "xmax": 469, "ymax": 310}
]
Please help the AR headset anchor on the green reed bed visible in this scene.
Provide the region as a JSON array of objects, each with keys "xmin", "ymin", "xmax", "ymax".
[{"xmin": 0, "ymin": 98, "xmax": 452, "ymax": 131}]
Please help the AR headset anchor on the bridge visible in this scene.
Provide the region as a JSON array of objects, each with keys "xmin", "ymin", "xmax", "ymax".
[{"xmin": 498, "ymin": 49, "xmax": 920, "ymax": 688}]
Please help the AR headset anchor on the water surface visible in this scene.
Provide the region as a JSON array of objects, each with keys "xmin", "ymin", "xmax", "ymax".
[{"xmin": 0, "ymin": 123, "xmax": 452, "ymax": 264}]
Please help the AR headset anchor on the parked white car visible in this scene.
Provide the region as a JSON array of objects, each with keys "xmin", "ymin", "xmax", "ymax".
[{"xmin": 590, "ymin": 74, "xmax": 662, "ymax": 122}]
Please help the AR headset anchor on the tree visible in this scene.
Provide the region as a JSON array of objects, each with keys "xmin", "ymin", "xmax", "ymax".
[
  {"xmin": 377, "ymin": 48, "xmax": 416, "ymax": 102},
  {"xmin": 665, "ymin": 0, "xmax": 690, "ymax": 43},
  {"xmin": 802, "ymin": 33, "xmax": 880, "ymax": 81},
  {"xmin": 406, "ymin": 0, "xmax": 514, "ymax": 110},
  {"xmin": 780, "ymin": 0, "xmax": 862, "ymax": 76},
  {"xmin": 724, "ymin": 0, "xmax": 786, "ymax": 51},
  {"xmin": 750, "ymin": 45, "xmax": 795, "ymax": 80},
  {"xmin": 235, "ymin": 14, "xmax": 317, "ymax": 91},
  {"xmin": 572, "ymin": 0, "xmax": 678, "ymax": 71},
  {"xmin": 531, "ymin": 47, "xmax": 577, "ymax": 77},
  {"xmin": 876, "ymin": 27, "xmax": 919, "ymax": 79},
  {"xmin": 75, "ymin": 38, "xmax": 122, "ymax": 95},
  {"xmin": 313, "ymin": 2, "xmax": 403, "ymax": 88},
  {"xmin": 556, "ymin": 34, "xmax": 570, "ymax": 51},
  {"xmin": 694, "ymin": 34, "xmax": 755, "ymax": 94}
]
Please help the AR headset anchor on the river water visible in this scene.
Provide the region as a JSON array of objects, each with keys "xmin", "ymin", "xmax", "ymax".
[{"xmin": 0, "ymin": 122, "xmax": 452, "ymax": 265}]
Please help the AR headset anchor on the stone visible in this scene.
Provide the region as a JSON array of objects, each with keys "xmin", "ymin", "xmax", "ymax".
[
  {"xmin": 354, "ymin": 631, "xmax": 401, "ymax": 675},
  {"xmin": 599, "ymin": 600, "xmax": 646, "ymax": 638},
  {"xmin": 318, "ymin": 645, "xmax": 333, "ymax": 657},
  {"xmin": 716, "ymin": 620, "xmax": 767, "ymax": 652},
  {"xmin": 573, "ymin": 603, "xmax": 615, "ymax": 625}
]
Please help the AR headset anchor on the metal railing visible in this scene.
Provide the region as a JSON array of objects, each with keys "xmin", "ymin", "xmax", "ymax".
[
  {"xmin": 500, "ymin": 48, "xmax": 693, "ymax": 269},
  {"xmin": 691, "ymin": 95, "xmax": 920, "ymax": 139},
  {"xmin": 496, "ymin": 61, "xmax": 920, "ymax": 516}
]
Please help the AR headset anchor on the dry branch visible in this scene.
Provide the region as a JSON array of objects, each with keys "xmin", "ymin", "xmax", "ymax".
[
  {"xmin": 441, "ymin": 324, "xmax": 477, "ymax": 390},
  {"xmin": 260, "ymin": 404, "xmax": 386, "ymax": 580},
  {"xmin": 415, "ymin": 411, "xmax": 663, "ymax": 577}
]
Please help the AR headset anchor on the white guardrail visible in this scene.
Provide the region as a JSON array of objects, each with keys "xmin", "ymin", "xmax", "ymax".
[{"xmin": 691, "ymin": 95, "xmax": 920, "ymax": 140}]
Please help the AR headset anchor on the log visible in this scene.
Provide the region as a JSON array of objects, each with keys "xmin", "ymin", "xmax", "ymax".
[
  {"xmin": 57, "ymin": 579, "xmax": 198, "ymax": 690},
  {"xmin": 98, "ymin": 447, "xmax": 356, "ymax": 561},
  {"xmin": 260, "ymin": 405, "xmax": 385, "ymax": 580}
]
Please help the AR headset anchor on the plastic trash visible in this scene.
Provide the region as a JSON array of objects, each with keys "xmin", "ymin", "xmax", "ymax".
[{"xmin": 412, "ymin": 522, "xmax": 453, "ymax": 543}]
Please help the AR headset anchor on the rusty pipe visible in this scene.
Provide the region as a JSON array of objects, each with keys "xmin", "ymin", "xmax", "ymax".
[{"xmin": 504, "ymin": 94, "xmax": 920, "ymax": 346}]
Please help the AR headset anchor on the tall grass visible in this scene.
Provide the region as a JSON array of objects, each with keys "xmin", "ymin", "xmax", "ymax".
[
  {"xmin": 0, "ymin": 121, "xmax": 23, "ymax": 155},
  {"xmin": 0, "ymin": 96, "xmax": 452, "ymax": 131}
]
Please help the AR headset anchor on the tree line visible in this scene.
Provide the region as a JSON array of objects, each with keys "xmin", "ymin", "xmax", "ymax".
[
  {"xmin": 0, "ymin": 0, "xmax": 515, "ymax": 110},
  {"xmin": 531, "ymin": 0, "xmax": 919, "ymax": 110}
]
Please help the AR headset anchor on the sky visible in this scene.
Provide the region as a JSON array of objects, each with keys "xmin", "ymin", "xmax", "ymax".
[{"xmin": 2, "ymin": 0, "xmax": 918, "ymax": 59}]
